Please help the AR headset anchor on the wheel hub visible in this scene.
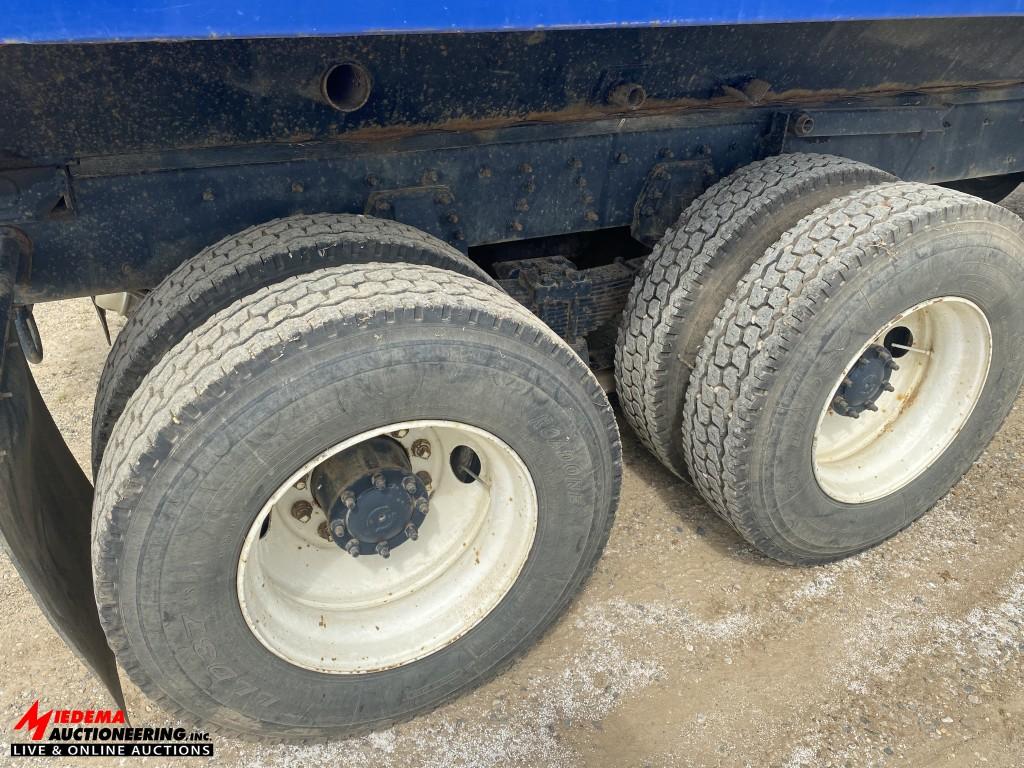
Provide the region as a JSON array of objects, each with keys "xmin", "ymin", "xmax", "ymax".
[
  {"xmin": 312, "ymin": 437, "xmax": 429, "ymax": 557},
  {"xmin": 831, "ymin": 343, "xmax": 899, "ymax": 418}
]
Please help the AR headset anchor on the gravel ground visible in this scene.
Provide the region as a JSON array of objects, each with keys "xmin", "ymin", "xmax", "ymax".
[{"xmin": 2, "ymin": 190, "xmax": 1023, "ymax": 767}]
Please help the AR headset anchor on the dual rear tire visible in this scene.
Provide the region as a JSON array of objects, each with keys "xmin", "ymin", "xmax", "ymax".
[
  {"xmin": 92, "ymin": 257, "xmax": 620, "ymax": 738},
  {"xmin": 618, "ymin": 156, "xmax": 1024, "ymax": 564}
]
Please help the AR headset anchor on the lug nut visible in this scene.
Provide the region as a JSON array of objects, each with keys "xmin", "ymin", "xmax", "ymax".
[
  {"xmin": 294, "ymin": 478, "xmax": 307, "ymax": 491},
  {"xmin": 416, "ymin": 498, "xmax": 430, "ymax": 514},
  {"xmin": 372, "ymin": 473, "xmax": 387, "ymax": 490},
  {"xmin": 391, "ymin": 429, "xmax": 409, "ymax": 438},
  {"xmin": 405, "ymin": 523, "xmax": 419, "ymax": 541},
  {"xmin": 317, "ymin": 521, "xmax": 331, "ymax": 541},
  {"xmin": 332, "ymin": 520, "xmax": 346, "ymax": 538},
  {"xmin": 864, "ymin": 402, "xmax": 879, "ymax": 412},
  {"xmin": 403, "ymin": 476, "xmax": 418, "ymax": 494},
  {"xmin": 342, "ymin": 491, "xmax": 356, "ymax": 509},
  {"xmin": 290, "ymin": 500, "xmax": 313, "ymax": 523},
  {"xmin": 416, "ymin": 470, "xmax": 432, "ymax": 490},
  {"xmin": 375, "ymin": 542, "xmax": 391, "ymax": 558},
  {"xmin": 882, "ymin": 382, "xmax": 895, "ymax": 392},
  {"xmin": 411, "ymin": 439, "xmax": 431, "ymax": 459},
  {"xmin": 345, "ymin": 540, "xmax": 361, "ymax": 558}
]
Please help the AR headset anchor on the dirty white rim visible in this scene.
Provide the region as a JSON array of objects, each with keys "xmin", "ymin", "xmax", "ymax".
[
  {"xmin": 813, "ymin": 297, "xmax": 991, "ymax": 504},
  {"xmin": 236, "ymin": 420, "xmax": 538, "ymax": 674}
]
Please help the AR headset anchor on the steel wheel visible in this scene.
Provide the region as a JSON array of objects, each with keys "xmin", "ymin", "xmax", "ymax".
[
  {"xmin": 237, "ymin": 420, "xmax": 537, "ymax": 674},
  {"xmin": 813, "ymin": 297, "xmax": 991, "ymax": 504}
]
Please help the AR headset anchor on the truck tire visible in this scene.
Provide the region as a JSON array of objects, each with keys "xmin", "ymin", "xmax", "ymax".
[
  {"xmin": 92, "ymin": 263, "xmax": 620, "ymax": 740},
  {"xmin": 616, "ymin": 154, "xmax": 895, "ymax": 477},
  {"xmin": 683, "ymin": 182, "xmax": 1024, "ymax": 564},
  {"xmin": 90, "ymin": 214, "xmax": 497, "ymax": 475}
]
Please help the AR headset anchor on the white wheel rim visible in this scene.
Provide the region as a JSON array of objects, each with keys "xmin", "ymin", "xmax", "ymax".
[
  {"xmin": 236, "ymin": 420, "xmax": 538, "ymax": 674},
  {"xmin": 813, "ymin": 297, "xmax": 991, "ymax": 504}
]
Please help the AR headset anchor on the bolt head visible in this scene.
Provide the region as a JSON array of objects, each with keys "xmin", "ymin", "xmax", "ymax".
[
  {"xmin": 416, "ymin": 498, "xmax": 429, "ymax": 515},
  {"xmin": 372, "ymin": 473, "xmax": 386, "ymax": 490},
  {"xmin": 294, "ymin": 479, "xmax": 307, "ymax": 491},
  {"xmin": 290, "ymin": 500, "xmax": 313, "ymax": 523},
  {"xmin": 403, "ymin": 476, "xmax": 418, "ymax": 494},
  {"xmin": 411, "ymin": 439, "xmax": 432, "ymax": 459},
  {"xmin": 342, "ymin": 492, "xmax": 356, "ymax": 509},
  {"xmin": 345, "ymin": 540, "xmax": 361, "ymax": 558},
  {"xmin": 317, "ymin": 521, "xmax": 331, "ymax": 541},
  {"xmin": 405, "ymin": 523, "xmax": 419, "ymax": 541},
  {"xmin": 376, "ymin": 542, "xmax": 391, "ymax": 558},
  {"xmin": 332, "ymin": 521, "xmax": 346, "ymax": 537}
]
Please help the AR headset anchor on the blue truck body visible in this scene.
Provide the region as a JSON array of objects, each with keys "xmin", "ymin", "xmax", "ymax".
[{"xmin": 1, "ymin": 0, "xmax": 1023, "ymax": 42}]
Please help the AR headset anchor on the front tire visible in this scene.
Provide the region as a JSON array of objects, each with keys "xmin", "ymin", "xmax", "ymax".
[
  {"xmin": 92, "ymin": 263, "xmax": 620, "ymax": 739},
  {"xmin": 683, "ymin": 182, "xmax": 1024, "ymax": 564}
]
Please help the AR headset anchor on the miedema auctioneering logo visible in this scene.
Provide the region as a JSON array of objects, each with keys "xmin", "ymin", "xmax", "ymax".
[{"xmin": 9, "ymin": 701, "xmax": 213, "ymax": 758}]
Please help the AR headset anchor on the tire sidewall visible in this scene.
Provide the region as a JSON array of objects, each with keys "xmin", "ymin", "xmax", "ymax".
[
  {"xmin": 745, "ymin": 221, "xmax": 1024, "ymax": 559},
  {"xmin": 112, "ymin": 313, "xmax": 616, "ymax": 737}
]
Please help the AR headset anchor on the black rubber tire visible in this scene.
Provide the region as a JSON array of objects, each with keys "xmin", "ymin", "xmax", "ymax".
[
  {"xmin": 616, "ymin": 154, "xmax": 895, "ymax": 477},
  {"xmin": 90, "ymin": 214, "xmax": 497, "ymax": 476},
  {"xmin": 92, "ymin": 263, "xmax": 621, "ymax": 740},
  {"xmin": 682, "ymin": 182, "xmax": 1024, "ymax": 564}
]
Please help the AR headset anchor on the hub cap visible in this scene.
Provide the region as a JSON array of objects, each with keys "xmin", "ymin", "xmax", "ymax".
[
  {"xmin": 813, "ymin": 297, "xmax": 991, "ymax": 504},
  {"xmin": 831, "ymin": 344, "xmax": 898, "ymax": 418},
  {"xmin": 311, "ymin": 437, "xmax": 429, "ymax": 557},
  {"xmin": 237, "ymin": 421, "xmax": 538, "ymax": 674}
]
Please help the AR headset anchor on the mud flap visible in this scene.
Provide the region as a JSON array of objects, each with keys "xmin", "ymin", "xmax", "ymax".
[{"xmin": 0, "ymin": 233, "xmax": 125, "ymax": 709}]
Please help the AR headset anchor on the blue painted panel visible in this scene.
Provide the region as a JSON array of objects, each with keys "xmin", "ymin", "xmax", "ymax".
[{"xmin": 1, "ymin": 0, "xmax": 1023, "ymax": 43}]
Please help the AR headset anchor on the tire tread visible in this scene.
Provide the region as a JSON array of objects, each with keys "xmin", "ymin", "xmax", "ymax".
[
  {"xmin": 616, "ymin": 153, "xmax": 895, "ymax": 475},
  {"xmin": 681, "ymin": 181, "xmax": 1024, "ymax": 562},
  {"xmin": 93, "ymin": 263, "xmax": 620, "ymax": 741}
]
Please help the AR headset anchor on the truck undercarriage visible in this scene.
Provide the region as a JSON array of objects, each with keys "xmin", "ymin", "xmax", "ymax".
[{"xmin": 2, "ymin": 16, "xmax": 1023, "ymax": 738}]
